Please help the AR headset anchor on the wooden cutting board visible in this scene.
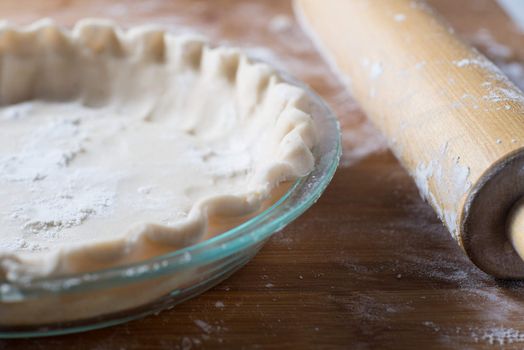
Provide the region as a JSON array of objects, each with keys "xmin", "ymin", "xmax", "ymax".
[{"xmin": 3, "ymin": 0, "xmax": 524, "ymax": 349}]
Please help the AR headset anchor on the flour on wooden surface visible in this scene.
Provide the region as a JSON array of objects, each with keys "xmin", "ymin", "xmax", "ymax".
[{"xmin": 466, "ymin": 28, "xmax": 524, "ymax": 91}]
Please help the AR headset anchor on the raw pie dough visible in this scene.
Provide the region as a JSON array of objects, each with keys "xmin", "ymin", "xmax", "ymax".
[{"xmin": 0, "ymin": 19, "xmax": 316, "ymax": 281}]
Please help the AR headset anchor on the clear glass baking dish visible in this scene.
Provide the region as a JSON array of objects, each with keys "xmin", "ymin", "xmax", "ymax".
[{"xmin": 0, "ymin": 73, "xmax": 341, "ymax": 338}]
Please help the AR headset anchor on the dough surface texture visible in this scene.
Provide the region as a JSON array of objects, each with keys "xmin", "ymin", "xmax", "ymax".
[{"xmin": 0, "ymin": 19, "xmax": 316, "ymax": 281}]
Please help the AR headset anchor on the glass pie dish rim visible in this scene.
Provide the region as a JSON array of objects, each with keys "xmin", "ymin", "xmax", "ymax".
[{"xmin": 0, "ymin": 69, "xmax": 341, "ymax": 307}]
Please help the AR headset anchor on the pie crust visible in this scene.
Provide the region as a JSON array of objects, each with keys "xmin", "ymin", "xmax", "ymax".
[{"xmin": 0, "ymin": 19, "xmax": 317, "ymax": 282}]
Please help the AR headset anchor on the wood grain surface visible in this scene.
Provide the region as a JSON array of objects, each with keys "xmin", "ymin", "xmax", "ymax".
[{"xmin": 2, "ymin": 0, "xmax": 524, "ymax": 349}]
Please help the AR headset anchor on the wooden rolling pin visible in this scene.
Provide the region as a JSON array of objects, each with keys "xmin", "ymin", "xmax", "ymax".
[{"xmin": 295, "ymin": 0, "xmax": 524, "ymax": 278}]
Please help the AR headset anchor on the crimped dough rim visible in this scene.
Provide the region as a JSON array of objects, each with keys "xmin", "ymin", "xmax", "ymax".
[{"xmin": 0, "ymin": 19, "xmax": 317, "ymax": 281}]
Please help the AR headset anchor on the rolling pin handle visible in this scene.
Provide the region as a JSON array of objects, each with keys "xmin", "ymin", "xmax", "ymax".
[{"xmin": 509, "ymin": 199, "xmax": 524, "ymax": 262}]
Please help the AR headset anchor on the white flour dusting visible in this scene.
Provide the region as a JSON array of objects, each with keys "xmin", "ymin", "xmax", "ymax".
[
  {"xmin": 0, "ymin": 103, "xmax": 118, "ymax": 251},
  {"xmin": 469, "ymin": 28, "xmax": 513, "ymax": 58},
  {"xmin": 451, "ymin": 54, "xmax": 521, "ymax": 106},
  {"xmin": 369, "ymin": 62, "xmax": 384, "ymax": 80},
  {"xmin": 269, "ymin": 14, "xmax": 293, "ymax": 33},
  {"xmin": 0, "ymin": 93, "xmax": 266, "ymax": 257},
  {"xmin": 472, "ymin": 327, "xmax": 524, "ymax": 345},
  {"xmin": 423, "ymin": 323, "xmax": 524, "ymax": 346},
  {"xmin": 465, "ymin": 28, "xmax": 524, "ymax": 91},
  {"xmin": 394, "ymin": 13, "xmax": 407, "ymax": 22},
  {"xmin": 483, "ymin": 86, "xmax": 524, "ymax": 104},
  {"xmin": 191, "ymin": 318, "xmax": 228, "ymax": 346},
  {"xmin": 194, "ymin": 319, "xmax": 214, "ymax": 334}
]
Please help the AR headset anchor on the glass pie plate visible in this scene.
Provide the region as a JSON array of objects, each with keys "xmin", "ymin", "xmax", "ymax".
[{"xmin": 0, "ymin": 71, "xmax": 341, "ymax": 338}]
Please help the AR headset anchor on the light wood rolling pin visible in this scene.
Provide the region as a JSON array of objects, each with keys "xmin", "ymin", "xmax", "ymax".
[{"xmin": 295, "ymin": 0, "xmax": 524, "ymax": 278}]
